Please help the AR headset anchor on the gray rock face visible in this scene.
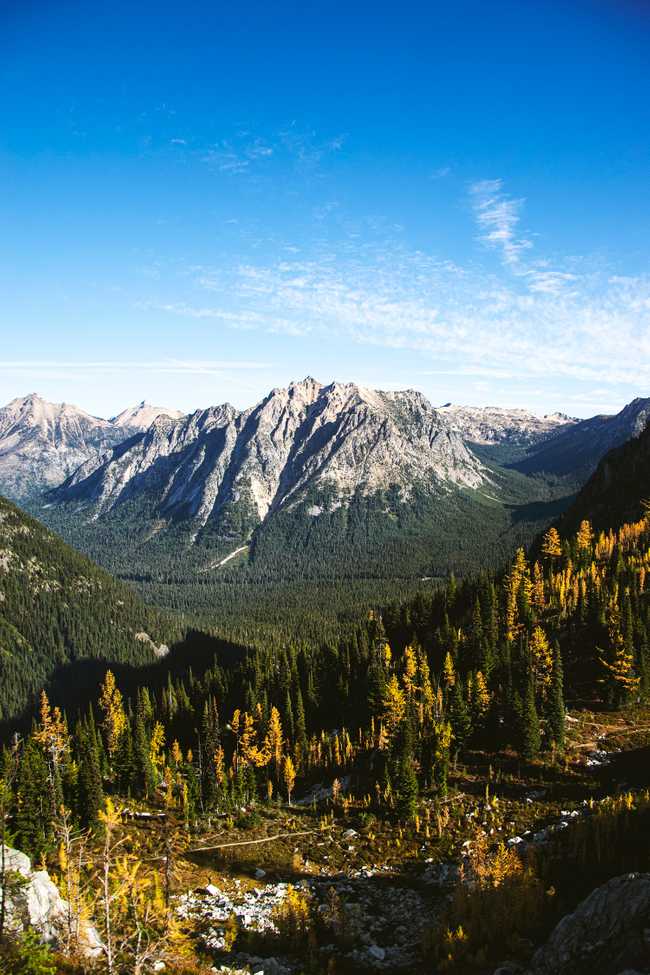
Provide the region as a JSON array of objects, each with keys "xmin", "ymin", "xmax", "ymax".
[
  {"xmin": 527, "ymin": 872, "xmax": 650, "ymax": 975},
  {"xmin": 50, "ymin": 378, "xmax": 486, "ymax": 530},
  {"xmin": 0, "ymin": 394, "xmax": 181, "ymax": 500},
  {"xmin": 439, "ymin": 404, "xmax": 577, "ymax": 446},
  {"xmin": 1, "ymin": 844, "xmax": 102, "ymax": 956}
]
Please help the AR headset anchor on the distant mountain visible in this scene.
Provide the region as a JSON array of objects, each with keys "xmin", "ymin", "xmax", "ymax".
[
  {"xmin": 439, "ymin": 403, "xmax": 576, "ymax": 446},
  {"xmin": 0, "ymin": 394, "xmax": 183, "ymax": 500},
  {"xmin": 110, "ymin": 400, "xmax": 185, "ymax": 430},
  {"xmin": 0, "ymin": 494, "xmax": 172, "ymax": 721},
  {"xmin": 512, "ymin": 397, "xmax": 650, "ymax": 480},
  {"xmin": 50, "ymin": 378, "xmax": 486, "ymax": 530}
]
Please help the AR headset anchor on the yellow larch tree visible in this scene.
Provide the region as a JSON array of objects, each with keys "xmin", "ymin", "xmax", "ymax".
[
  {"xmin": 98, "ymin": 670, "xmax": 127, "ymax": 759},
  {"xmin": 402, "ymin": 645, "xmax": 418, "ymax": 698},
  {"xmin": 149, "ymin": 722, "xmax": 166, "ymax": 778},
  {"xmin": 541, "ymin": 526, "xmax": 562, "ymax": 559},
  {"xmin": 283, "ymin": 755, "xmax": 296, "ymax": 805},
  {"xmin": 442, "ymin": 651, "xmax": 456, "ymax": 690},
  {"xmin": 264, "ymin": 706, "xmax": 284, "ymax": 780},
  {"xmin": 33, "ymin": 690, "xmax": 69, "ymax": 768},
  {"xmin": 576, "ymin": 519, "xmax": 594, "ymax": 554},
  {"xmin": 529, "ymin": 626, "xmax": 553, "ymax": 692},
  {"xmin": 381, "ymin": 675, "xmax": 406, "ymax": 742}
]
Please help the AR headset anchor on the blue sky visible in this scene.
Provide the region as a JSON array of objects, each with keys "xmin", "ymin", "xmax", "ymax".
[{"xmin": 2, "ymin": 0, "xmax": 650, "ymax": 418}]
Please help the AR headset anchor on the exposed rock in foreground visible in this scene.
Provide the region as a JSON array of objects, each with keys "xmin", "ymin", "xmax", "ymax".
[
  {"xmin": 525, "ymin": 872, "xmax": 650, "ymax": 975},
  {"xmin": 0, "ymin": 844, "xmax": 102, "ymax": 957}
]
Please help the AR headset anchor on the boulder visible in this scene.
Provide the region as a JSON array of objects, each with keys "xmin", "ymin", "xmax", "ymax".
[
  {"xmin": 527, "ymin": 872, "xmax": 650, "ymax": 975},
  {"xmin": 1, "ymin": 844, "xmax": 102, "ymax": 957}
]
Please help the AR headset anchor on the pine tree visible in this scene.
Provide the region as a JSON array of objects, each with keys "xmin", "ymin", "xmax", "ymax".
[
  {"xmin": 77, "ymin": 722, "xmax": 104, "ymax": 826},
  {"xmin": 546, "ymin": 642, "xmax": 565, "ymax": 751},
  {"xmin": 449, "ymin": 680, "xmax": 471, "ymax": 753},
  {"xmin": 14, "ymin": 739, "xmax": 52, "ymax": 857},
  {"xmin": 133, "ymin": 707, "xmax": 155, "ymax": 799},
  {"xmin": 431, "ymin": 721, "xmax": 452, "ymax": 796},
  {"xmin": 520, "ymin": 673, "xmax": 541, "ymax": 761},
  {"xmin": 396, "ymin": 750, "xmax": 418, "ymax": 821}
]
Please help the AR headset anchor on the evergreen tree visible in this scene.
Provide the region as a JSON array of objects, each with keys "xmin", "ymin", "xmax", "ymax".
[
  {"xmin": 395, "ymin": 750, "xmax": 418, "ymax": 821},
  {"xmin": 77, "ymin": 722, "xmax": 104, "ymax": 826},
  {"xmin": 520, "ymin": 672, "xmax": 541, "ymax": 761},
  {"xmin": 448, "ymin": 680, "xmax": 471, "ymax": 753},
  {"xmin": 545, "ymin": 642, "xmax": 565, "ymax": 751},
  {"xmin": 14, "ymin": 740, "xmax": 52, "ymax": 856}
]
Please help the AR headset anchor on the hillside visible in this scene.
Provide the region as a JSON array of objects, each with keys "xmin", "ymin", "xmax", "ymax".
[
  {"xmin": 554, "ymin": 417, "xmax": 650, "ymax": 536},
  {"xmin": 0, "ymin": 494, "xmax": 177, "ymax": 720},
  {"xmin": 511, "ymin": 396, "xmax": 650, "ymax": 479}
]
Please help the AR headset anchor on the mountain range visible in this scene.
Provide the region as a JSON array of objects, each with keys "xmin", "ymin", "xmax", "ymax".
[
  {"xmin": 0, "ymin": 394, "xmax": 183, "ymax": 499},
  {"xmin": 1, "ymin": 380, "xmax": 649, "ymax": 628}
]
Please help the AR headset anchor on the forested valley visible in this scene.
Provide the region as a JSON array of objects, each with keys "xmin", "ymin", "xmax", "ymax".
[{"xmin": 4, "ymin": 428, "xmax": 650, "ymax": 974}]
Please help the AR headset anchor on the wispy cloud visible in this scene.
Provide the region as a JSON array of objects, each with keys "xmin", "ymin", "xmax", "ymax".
[
  {"xmin": 184, "ymin": 124, "xmax": 345, "ymax": 180},
  {"xmin": 0, "ymin": 359, "xmax": 270, "ymax": 377},
  {"xmin": 470, "ymin": 179, "xmax": 580, "ymax": 297},
  {"xmin": 128, "ymin": 177, "xmax": 650, "ymax": 413},
  {"xmin": 153, "ymin": 231, "xmax": 650, "ymax": 398},
  {"xmin": 470, "ymin": 179, "xmax": 532, "ymax": 267}
]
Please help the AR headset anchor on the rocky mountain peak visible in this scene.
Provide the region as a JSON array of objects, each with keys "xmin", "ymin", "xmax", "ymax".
[
  {"xmin": 110, "ymin": 401, "xmax": 185, "ymax": 429},
  {"xmin": 48, "ymin": 379, "xmax": 487, "ymax": 534}
]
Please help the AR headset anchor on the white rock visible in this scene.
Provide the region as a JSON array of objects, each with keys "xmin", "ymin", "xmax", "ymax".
[
  {"xmin": 367, "ymin": 944, "xmax": 386, "ymax": 961},
  {"xmin": 0, "ymin": 844, "xmax": 102, "ymax": 957}
]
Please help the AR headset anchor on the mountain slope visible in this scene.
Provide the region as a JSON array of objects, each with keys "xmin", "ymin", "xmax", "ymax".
[
  {"xmin": 0, "ymin": 494, "xmax": 174, "ymax": 720},
  {"xmin": 0, "ymin": 394, "xmax": 123, "ymax": 499},
  {"xmin": 512, "ymin": 397, "xmax": 650, "ymax": 479},
  {"xmin": 37, "ymin": 380, "xmax": 584, "ymax": 632},
  {"xmin": 554, "ymin": 417, "xmax": 650, "ymax": 536}
]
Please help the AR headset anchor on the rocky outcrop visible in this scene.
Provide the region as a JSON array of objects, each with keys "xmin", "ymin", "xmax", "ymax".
[
  {"xmin": 526, "ymin": 872, "xmax": 650, "ymax": 975},
  {"xmin": 1, "ymin": 844, "xmax": 102, "ymax": 956}
]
